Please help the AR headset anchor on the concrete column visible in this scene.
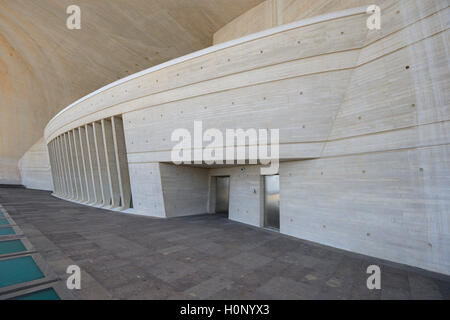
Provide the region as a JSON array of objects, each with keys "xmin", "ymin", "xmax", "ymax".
[
  {"xmin": 51, "ymin": 140, "xmax": 63, "ymax": 196},
  {"xmin": 79, "ymin": 126, "xmax": 93, "ymax": 204},
  {"xmin": 47, "ymin": 141, "xmax": 59, "ymax": 194},
  {"xmin": 56, "ymin": 136, "xmax": 69, "ymax": 198},
  {"xmin": 86, "ymin": 124, "xmax": 102, "ymax": 205},
  {"xmin": 93, "ymin": 121, "xmax": 111, "ymax": 206},
  {"xmin": 73, "ymin": 128, "xmax": 87, "ymax": 202},
  {"xmin": 63, "ymin": 133, "xmax": 75, "ymax": 199},
  {"xmin": 102, "ymin": 118, "xmax": 121, "ymax": 208},
  {"xmin": 52, "ymin": 140, "xmax": 63, "ymax": 196},
  {"xmin": 112, "ymin": 116, "xmax": 132, "ymax": 210},
  {"xmin": 67, "ymin": 131, "xmax": 81, "ymax": 201},
  {"xmin": 52, "ymin": 138, "xmax": 62, "ymax": 196}
]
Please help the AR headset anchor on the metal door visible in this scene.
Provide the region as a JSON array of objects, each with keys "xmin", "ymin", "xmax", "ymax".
[
  {"xmin": 215, "ymin": 177, "xmax": 230, "ymax": 214},
  {"xmin": 264, "ymin": 175, "xmax": 280, "ymax": 230}
]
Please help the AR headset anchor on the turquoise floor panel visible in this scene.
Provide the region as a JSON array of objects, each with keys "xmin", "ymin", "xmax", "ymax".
[
  {"xmin": 0, "ymin": 219, "xmax": 10, "ymax": 225},
  {"xmin": 0, "ymin": 212, "xmax": 4, "ymax": 218},
  {"xmin": 10, "ymin": 288, "xmax": 60, "ymax": 300},
  {"xmin": 0, "ymin": 256, "xmax": 44, "ymax": 288},
  {"xmin": 0, "ymin": 227, "xmax": 15, "ymax": 236},
  {"xmin": 0, "ymin": 240, "xmax": 26, "ymax": 255}
]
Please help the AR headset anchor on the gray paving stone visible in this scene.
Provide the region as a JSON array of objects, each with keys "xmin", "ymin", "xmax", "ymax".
[
  {"xmin": 228, "ymin": 252, "xmax": 273, "ymax": 270},
  {"xmin": 147, "ymin": 260, "xmax": 197, "ymax": 283},
  {"xmin": 184, "ymin": 276, "xmax": 234, "ymax": 299},
  {"xmin": 0, "ymin": 187, "xmax": 449, "ymax": 300},
  {"xmin": 257, "ymin": 276, "xmax": 320, "ymax": 300}
]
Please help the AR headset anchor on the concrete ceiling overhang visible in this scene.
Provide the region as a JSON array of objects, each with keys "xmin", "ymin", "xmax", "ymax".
[{"xmin": 0, "ymin": 0, "xmax": 264, "ymax": 183}]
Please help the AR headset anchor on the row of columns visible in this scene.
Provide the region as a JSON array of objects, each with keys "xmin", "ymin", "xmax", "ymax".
[{"xmin": 47, "ymin": 116, "xmax": 132, "ymax": 210}]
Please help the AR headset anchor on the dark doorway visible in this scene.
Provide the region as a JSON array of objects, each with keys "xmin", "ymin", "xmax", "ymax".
[{"xmin": 215, "ymin": 176, "xmax": 230, "ymax": 216}]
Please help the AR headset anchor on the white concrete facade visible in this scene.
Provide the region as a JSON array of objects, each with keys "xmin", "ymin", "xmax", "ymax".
[
  {"xmin": 18, "ymin": 138, "xmax": 53, "ymax": 191},
  {"xmin": 39, "ymin": 0, "xmax": 450, "ymax": 275}
]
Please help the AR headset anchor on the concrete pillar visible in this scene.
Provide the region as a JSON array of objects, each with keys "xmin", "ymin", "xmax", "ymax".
[
  {"xmin": 86, "ymin": 123, "xmax": 102, "ymax": 205},
  {"xmin": 102, "ymin": 118, "xmax": 121, "ymax": 208},
  {"xmin": 73, "ymin": 128, "xmax": 87, "ymax": 202},
  {"xmin": 79, "ymin": 126, "xmax": 93, "ymax": 204},
  {"xmin": 47, "ymin": 141, "xmax": 58, "ymax": 194},
  {"xmin": 93, "ymin": 121, "xmax": 111, "ymax": 207},
  {"xmin": 63, "ymin": 133, "xmax": 75, "ymax": 199},
  {"xmin": 57, "ymin": 136, "xmax": 69, "ymax": 198},
  {"xmin": 112, "ymin": 116, "xmax": 132, "ymax": 210},
  {"xmin": 67, "ymin": 131, "xmax": 81, "ymax": 201}
]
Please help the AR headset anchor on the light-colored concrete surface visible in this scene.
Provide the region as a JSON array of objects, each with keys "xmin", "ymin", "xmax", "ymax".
[
  {"xmin": 213, "ymin": 0, "xmax": 381, "ymax": 44},
  {"xmin": 18, "ymin": 138, "xmax": 53, "ymax": 191},
  {"xmin": 33, "ymin": 0, "xmax": 450, "ymax": 275},
  {"xmin": 209, "ymin": 166, "xmax": 263, "ymax": 228},
  {"xmin": 0, "ymin": 0, "xmax": 264, "ymax": 184},
  {"xmin": 160, "ymin": 164, "xmax": 210, "ymax": 218},
  {"xmin": 128, "ymin": 162, "xmax": 165, "ymax": 218}
]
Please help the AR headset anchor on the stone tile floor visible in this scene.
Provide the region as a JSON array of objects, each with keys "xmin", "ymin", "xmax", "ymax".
[{"xmin": 0, "ymin": 187, "xmax": 449, "ymax": 300}]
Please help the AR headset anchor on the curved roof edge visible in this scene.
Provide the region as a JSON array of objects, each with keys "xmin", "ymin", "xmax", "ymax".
[{"xmin": 46, "ymin": 6, "xmax": 368, "ymax": 134}]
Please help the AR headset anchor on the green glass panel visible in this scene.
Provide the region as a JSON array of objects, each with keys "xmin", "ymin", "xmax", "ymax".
[
  {"xmin": 0, "ymin": 240, "xmax": 26, "ymax": 255},
  {"xmin": 0, "ymin": 227, "xmax": 15, "ymax": 236},
  {"xmin": 0, "ymin": 256, "xmax": 44, "ymax": 288}
]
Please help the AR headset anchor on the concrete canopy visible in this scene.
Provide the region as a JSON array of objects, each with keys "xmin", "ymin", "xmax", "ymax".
[{"xmin": 0, "ymin": 0, "xmax": 264, "ymax": 184}]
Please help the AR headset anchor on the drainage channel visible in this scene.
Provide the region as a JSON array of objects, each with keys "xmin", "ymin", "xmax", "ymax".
[{"xmin": 0, "ymin": 204, "xmax": 73, "ymax": 300}]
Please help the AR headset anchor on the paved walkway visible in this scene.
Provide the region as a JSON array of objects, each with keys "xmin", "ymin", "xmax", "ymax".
[{"xmin": 0, "ymin": 187, "xmax": 449, "ymax": 300}]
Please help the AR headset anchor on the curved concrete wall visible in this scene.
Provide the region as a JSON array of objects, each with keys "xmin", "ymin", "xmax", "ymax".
[
  {"xmin": 213, "ymin": 0, "xmax": 381, "ymax": 44},
  {"xmin": 18, "ymin": 138, "xmax": 53, "ymax": 191},
  {"xmin": 0, "ymin": 0, "xmax": 263, "ymax": 184},
  {"xmin": 45, "ymin": 0, "xmax": 450, "ymax": 275}
]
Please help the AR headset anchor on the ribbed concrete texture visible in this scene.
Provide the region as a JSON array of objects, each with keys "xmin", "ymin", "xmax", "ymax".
[
  {"xmin": 18, "ymin": 138, "xmax": 53, "ymax": 191},
  {"xmin": 0, "ymin": 0, "xmax": 264, "ymax": 184},
  {"xmin": 0, "ymin": 187, "xmax": 449, "ymax": 300},
  {"xmin": 42, "ymin": 0, "xmax": 450, "ymax": 276}
]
